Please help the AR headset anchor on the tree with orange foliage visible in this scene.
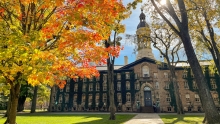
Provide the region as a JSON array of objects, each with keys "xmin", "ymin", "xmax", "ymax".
[{"xmin": 0, "ymin": 0, "xmax": 126, "ymax": 123}]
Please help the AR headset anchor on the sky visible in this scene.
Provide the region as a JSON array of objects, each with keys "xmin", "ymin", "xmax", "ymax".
[{"xmin": 114, "ymin": 0, "xmax": 161, "ymax": 65}]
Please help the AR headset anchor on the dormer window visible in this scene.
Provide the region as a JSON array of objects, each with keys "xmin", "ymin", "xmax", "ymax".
[{"xmin": 142, "ymin": 66, "xmax": 149, "ymax": 77}]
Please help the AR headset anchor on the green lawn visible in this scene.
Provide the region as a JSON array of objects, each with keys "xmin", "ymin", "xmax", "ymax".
[
  {"xmin": 159, "ymin": 114, "xmax": 204, "ymax": 124},
  {"xmin": 0, "ymin": 113, "xmax": 135, "ymax": 124}
]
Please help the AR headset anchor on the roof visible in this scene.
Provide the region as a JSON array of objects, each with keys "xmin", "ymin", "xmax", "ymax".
[
  {"xmin": 119, "ymin": 57, "xmax": 156, "ymax": 70},
  {"xmin": 96, "ymin": 65, "xmax": 124, "ymax": 71}
]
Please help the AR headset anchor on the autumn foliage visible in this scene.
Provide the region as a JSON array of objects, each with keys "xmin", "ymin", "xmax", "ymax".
[
  {"xmin": 0, "ymin": 0, "xmax": 126, "ymax": 123},
  {"xmin": 0, "ymin": 0, "xmax": 125, "ymax": 88}
]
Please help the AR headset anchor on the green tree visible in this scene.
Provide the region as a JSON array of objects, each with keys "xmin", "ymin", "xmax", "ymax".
[
  {"xmin": 146, "ymin": 0, "xmax": 220, "ymax": 123},
  {"xmin": 151, "ymin": 23, "xmax": 184, "ymax": 114}
]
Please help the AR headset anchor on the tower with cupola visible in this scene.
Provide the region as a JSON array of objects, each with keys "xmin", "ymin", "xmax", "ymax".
[{"xmin": 136, "ymin": 9, "xmax": 155, "ymax": 60}]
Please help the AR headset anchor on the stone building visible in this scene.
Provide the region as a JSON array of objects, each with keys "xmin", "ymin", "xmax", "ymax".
[{"xmin": 49, "ymin": 10, "xmax": 220, "ymax": 113}]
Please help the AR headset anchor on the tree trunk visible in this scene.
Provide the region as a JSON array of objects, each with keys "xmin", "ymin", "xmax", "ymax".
[
  {"xmin": 170, "ymin": 68, "xmax": 184, "ymax": 114},
  {"xmin": 48, "ymin": 86, "xmax": 55, "ymax": 112},
  {"xmin": 30, "ymin": 86, "xmax": 38, "ymax": 113},
  {"xmin": 151, "ymin": 0, "xmax": 220, "ymax": 122},
  {"xmin": 17, "ymin": 96, "xmax": 26, "ymax": 112},
  {"xmin": 4, "ymin": 82, "xmax": 20, "ymax": 124},
  {"xmin": 107, "ymin": 58, "xmax": 115, "ymax": 120},
  {"xmin": 180, "ymin": 29, "xmax": 220, "ymax": 123}
]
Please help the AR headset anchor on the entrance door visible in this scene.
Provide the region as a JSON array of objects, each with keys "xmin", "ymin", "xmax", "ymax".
[
  {"xmin": 144, "ymin": 87, "xmax": 152, "ymax": 106},
  {"xmin": 144, "ymin": 91, "xmax": 152, "ymax": 106}
]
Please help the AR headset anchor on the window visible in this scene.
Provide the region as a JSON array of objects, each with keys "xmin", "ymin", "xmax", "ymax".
[
  {"xmin": 210, "ymin": 73, "xmax": 215, "ymax": 77},
  {"xmin": 213, "ymin": 93, "xmax": 219, "ymax": 101},
  {"xmin": 126, "ymin": 93, "xmax": 131, "ymax": 102},
  {"xmin": 66, "ymin": 83, "xmax": 70, "ymax": 92},
  {"xmin": 89, "ymin": 83, "xmax": 93, "ymax": 91},
  {"xmin": 117, "ymin": 93, "xmax": 122, "ymax": 102},
  {"xmin": 117, "ymin": 73, "xmax": 121, "ymax": 80},
  {"xmin": 75, "ymin": 78, "xmax": 79, "ymax": 82},
  {"xmin": 74, "ymin": 84, "xmax": 78, "ymax": 92},
  {"xmin": 126, "ymin": 72, "xmax": 130, "ymax": 79},
  {"xmin": 165, "ymin": 82, "xmax": 170, "ymax": 89},
  {"xmin": 103, "ymin": 82, "xmax": 107, "ymax": 91},
  {"xmin": 211, "ymin": 79, "xmax": 217, "ymax": 89},
  {"xmin": 126, "ymin": 81, "xmax": 130, "ymax": 90},
  {"xmin": 135, "ymin": 82, "xmax": 140, "ymax": 90},
  {"xmin": 59, "ymin": 94, "xmax": 63, "ymax": 103},
  {"xmin": 117, "ymin": 82, "xmax": 121, "ymax": 91},
  {"xmin": 89, "ymin": 94, "xmax": 92, "ymax": 103},
  {"xmin": 103, "ymin": 93, "xmax": 107, "ymax": 103},
  {"xmin": 82, "ymin": 94, "xmax": 86, "ymax": 102},
  {"xmin": 60, "ymin": 88, "xmax": 63, "ymax": 92},
  {"xmin": 175, "ymin": 72, "xmax": 178, "ymax": 76},
  {"xmin": 142, "ymin": 66, "xmax": 149, "ymax": 77},
  {"xmin": 89, "ymin": 77, "xmax": 93, "ymax": 82},
  {"xmin": 96, "ymin": 76, "xmax": 100, "ymax": 81},
  {"xmin": 65, "ymin": 94, "xmax": 69, "ymax": 103},
  {"xmin": 153, "ymin": 73, "xmax": 158, "ymax": 78},
  {"xmin": 66, "ymin": 78, "xmax": 71, "ymax": 83},
  {"xmin": 184, "ymin": 81, "xmax": 189, "ymax": 89},
  {"xmin": 164, "ymin": 72, "xmax": 168, "ymax": 78},
  {"xmin": 156, "ymin": 92, "xmax": 160, "ymax": 102},
  {"xmin": 166, "ymin": 93, "xmax": 171, "ymax": 102},
  {"xmin": 193, "ymin": 81, "xmax": 198, "ymax": 89},
  {"xmin": 195, "ymin": 94, "xmax": 200, "ymax": 102},
  {"xmin": 96, "ymin": 83, "xmax": 100, "ymax": 91},
  {"xmin": 83, "ymin": 78, "xmax": 87, "ymax": 82},
  {"xmin": 183, "ymin": 71, "xmax": 187, "ymax": 78},
  {"xmin": 155, "ymin": 82, "xmax": 159, "ymax": 89},
  {"xmin": 103, "ymin": 74, "xmax": 107, "ymax": 81},
  {"xmin": 82, "ymin": 83, "xmax": 86, "ymax": 92},
  {"xmin": 135, "ymin": 74, "xmax": 138, "ymax": 79},
  {"xmin": 73, "ymin": 94, "xmax": 77, "ymax": 103},
  {"xmin": 135, "ymin": 93, "xmax": 139, "ymax": 101},
  {"xmin": 96, "ymin": 93, "xmax": 99, "ymax": 103},
  {"xmin": 186, "ymin": 94, "xmax": 190, "ymax": 101},
  {"xmin": 167, "ymin": 107, "xmax": 171, "ymax": 111}
]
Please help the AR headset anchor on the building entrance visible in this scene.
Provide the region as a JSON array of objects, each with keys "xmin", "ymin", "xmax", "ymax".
[{"xmin": 144, "ymin": 87, "xmax": 152, "ymax": 106}]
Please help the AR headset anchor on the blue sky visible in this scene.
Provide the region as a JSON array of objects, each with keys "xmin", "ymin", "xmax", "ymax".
[{"xmin": 114, "ymin": 0, "xmax": 161, "ymax": 65}]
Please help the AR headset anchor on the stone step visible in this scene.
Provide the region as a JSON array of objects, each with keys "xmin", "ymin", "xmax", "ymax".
[{"xmin": 140, "ymin": 106, "xmax": 155, "ymax": 113}]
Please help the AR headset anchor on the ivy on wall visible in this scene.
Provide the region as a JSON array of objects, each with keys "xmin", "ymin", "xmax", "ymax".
[
  {"xmin": 121, "ymin": 72, "xmax": 126, "ymax": 105},
  {"xmin": 77, "ymin": 80, "xmax": 82, "ymax": 105},
  {"xmin": 98, "ymin": 73, "xmax": 103, "ymax": 109},
  {"xmin": 85, "ymin": 79, "xmax": 89, "ymax": 109},
  {"xmin": 54, "ymin": 69, "xmax": 137, "ymax": 111},
  {"xmin": 130, "ymin": 72, "xmax": 136, "ymax": 109},
  {"xmin": 167, "ymin": 82, "xmax": 177, "ymax": 112}
]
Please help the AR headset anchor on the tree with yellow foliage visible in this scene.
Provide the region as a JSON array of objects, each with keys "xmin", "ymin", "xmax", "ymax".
[{"xmin": 0, "ymin": 0, "xmax": 126, "ymax": 123}]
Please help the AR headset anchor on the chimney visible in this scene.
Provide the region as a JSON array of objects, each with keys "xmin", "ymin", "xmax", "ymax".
[{"xmin": 124, "ymin": 56, "xmax": 128, "ymax": 65}]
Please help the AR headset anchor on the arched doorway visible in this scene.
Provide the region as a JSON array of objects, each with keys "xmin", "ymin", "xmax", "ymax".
[{"xmin": 144, "ymin": 86, "xmax": 152, "ymax": 106}]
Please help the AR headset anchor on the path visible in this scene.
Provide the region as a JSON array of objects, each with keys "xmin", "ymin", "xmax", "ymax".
[{"xmin": 124, "ymin": 113, "xmax": 164, "ymax": 124}]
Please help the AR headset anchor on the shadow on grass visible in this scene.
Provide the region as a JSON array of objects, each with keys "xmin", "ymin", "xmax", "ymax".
[{"xmin": 160, "ymin": 115, "xmax": 203, "ymax": 124}]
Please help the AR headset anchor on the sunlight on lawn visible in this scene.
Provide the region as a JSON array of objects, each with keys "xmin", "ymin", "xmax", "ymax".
[{"xmin": 0, "ymin": 114, "xmax": 135, "ymax": 124}]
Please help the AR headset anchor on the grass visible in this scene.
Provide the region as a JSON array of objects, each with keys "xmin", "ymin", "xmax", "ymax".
[
  {"xmin": 159, "ymin": 114, "xmax": 204, "ymax": 124},
  {"xmin": 0, "ymin": 113, "xmax": 135, "ymax": 124}
]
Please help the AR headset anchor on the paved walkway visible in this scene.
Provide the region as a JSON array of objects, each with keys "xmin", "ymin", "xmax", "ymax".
[{"xmin": 124, "ymin": 113, "xmax": 164, "ymax": 124}]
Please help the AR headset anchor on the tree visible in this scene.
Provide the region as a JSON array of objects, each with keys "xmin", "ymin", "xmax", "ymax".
[
  {"xmin": 17, "ymin": 81, "xmax": 32, "ymax": 112},
  {"xmin": 145, "ymin": 0, "xmax": 220, "ymax": 123},
  {"xmin": 0, "ymin": 0, "xmax": 125, "ymax": 123},
  {"xmin": 188, "ymin": 0, "xmax": 220, "ymax": 75},
  {"xmin": 30, "ymin": 86, "xmax": 38, "ymax": 113},
  {"xmin": 104, "ymin": 18, "xmax": 128, "ymax": 121},
  {"xmin": 151, "ymin": 23, "xmax": 184, "ymax": 114}
]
